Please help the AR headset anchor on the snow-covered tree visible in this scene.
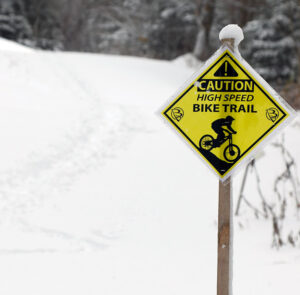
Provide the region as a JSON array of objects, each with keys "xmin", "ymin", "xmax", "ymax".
[
  {"xmin": 0, "ymin": 0, "xmax": 33, "ymax": 46},
  {"xmin": 242, "ymin": 0, "xmax": 298, "ymax": 86},
  {"xmin": 149, "ymin": 0, "xmax": 197, "ymax": 59},
  {"xmin": 82, "ymin": 0, "xmax": 198, "ymax": 59},
  {"xmin": 192, "ymin": 0, "xmax": 267, "ymax": 61},
  {"xmin": 23, "ymin": 0, "xmax": 63, "ymax": 50}
]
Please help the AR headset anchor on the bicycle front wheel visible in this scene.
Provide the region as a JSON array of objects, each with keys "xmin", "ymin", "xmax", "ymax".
[{"xmin": 223, "ymin": 144, "xmax": 240, "ymax": 162}]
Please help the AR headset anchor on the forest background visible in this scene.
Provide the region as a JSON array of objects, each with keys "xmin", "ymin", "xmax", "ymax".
[{"xmin": 1, "ymin": 0, "xmax": 299, "ymax": 108}]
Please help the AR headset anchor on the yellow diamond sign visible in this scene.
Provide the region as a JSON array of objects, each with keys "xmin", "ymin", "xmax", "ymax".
[{"xmin": 161, "ymin": 49, "xmax": 295, "ymax": 180}]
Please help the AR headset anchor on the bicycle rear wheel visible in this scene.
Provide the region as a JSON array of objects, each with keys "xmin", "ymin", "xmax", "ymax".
[{"xmin": 199, "ymin": 135, "xmax": 214, "ymax": 151}]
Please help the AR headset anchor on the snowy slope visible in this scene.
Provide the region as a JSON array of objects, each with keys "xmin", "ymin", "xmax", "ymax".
[
  {"xmin": 0, "ymin": 38, "xmax": 33, "ymax": 52},
  {"xmin": 0, "ymin": 39, "xmax": 299, "ymax": 295}
]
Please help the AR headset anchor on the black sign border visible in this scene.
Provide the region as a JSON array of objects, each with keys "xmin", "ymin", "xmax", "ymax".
[{"xmin": 163, "ymin": 51, "xmax": 287, "ymax": 176}]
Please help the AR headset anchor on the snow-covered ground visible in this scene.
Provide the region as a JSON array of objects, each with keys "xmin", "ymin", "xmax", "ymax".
[{"xmin": 0, "ymin": 39, "xmax": 299, "ymax": 295}]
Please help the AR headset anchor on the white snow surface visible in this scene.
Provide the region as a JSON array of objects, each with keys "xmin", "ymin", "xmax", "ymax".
[
  {"xmin": 0, "ymin": 40, "xmax": 299, "ymax": 295},
  {"xmin": 219, "ymin": 24, "xmax": 244, "ymax": 46},
  {"xmin": 0, "ymin": 37, "xmax": 33, "ymax": 52}
]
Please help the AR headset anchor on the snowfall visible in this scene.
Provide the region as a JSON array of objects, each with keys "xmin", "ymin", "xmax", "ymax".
[{"xmin": 0, "ymin": 38, "xmax": 299, "ymax": 295}]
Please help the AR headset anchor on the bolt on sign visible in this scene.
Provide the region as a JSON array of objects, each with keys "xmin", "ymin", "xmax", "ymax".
[{"xmin": 160, "ymin": 48, "xmax": 296, "ymax": 180}]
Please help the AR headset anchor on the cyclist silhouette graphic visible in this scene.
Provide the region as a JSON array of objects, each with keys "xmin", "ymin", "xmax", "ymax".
[
  {"xmin": 199, "ymin": 115, "xmax": 240, "ymax": 162},
  {"xmin": 211, "ymin": 115, "xmax": 236, "ymax": 147}
]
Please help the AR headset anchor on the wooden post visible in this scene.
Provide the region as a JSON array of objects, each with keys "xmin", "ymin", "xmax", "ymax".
[
  {"xmin": 217, "ymin": 38, "xmax": 235, "ymax": 295},
  {"xmin": 217, "ymin": 178, "xmax": 232, "ymax": 295}
]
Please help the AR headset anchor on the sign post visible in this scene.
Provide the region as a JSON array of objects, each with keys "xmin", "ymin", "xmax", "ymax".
[
  {"xmin": 159, "ymin": 24, "xmax": 296, "ymax": 295},
  {"xmin": 216, "ymin": 38, "xmax": 235, "ymax": 295},
  {"xmin": 217, "ymin": 177, "xmax": 232, "ymax": 295}
]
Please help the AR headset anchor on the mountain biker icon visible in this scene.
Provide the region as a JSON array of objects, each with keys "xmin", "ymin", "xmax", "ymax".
[
  {"xmin": 212, "ymin": 116, "xmax": 236, "ymax": 147},
  {"xmin": 199, "ymin": 116, "xmax": 240, "ymax": 162}
]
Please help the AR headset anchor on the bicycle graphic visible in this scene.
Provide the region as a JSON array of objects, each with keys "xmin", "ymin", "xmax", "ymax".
[{"xmin": 199, "ymin": 129, "xmax": 241, "ymax": 162}]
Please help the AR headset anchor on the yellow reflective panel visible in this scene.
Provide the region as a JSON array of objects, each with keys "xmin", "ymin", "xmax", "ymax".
[{"xmin": 162, "ymin": 50, "xmax": 290, "ymax": 179}]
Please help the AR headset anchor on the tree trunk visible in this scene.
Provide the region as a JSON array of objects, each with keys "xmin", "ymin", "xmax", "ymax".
[{"xmin": 193, "ymin": 0, "xmax": 215, "ymax": 60}]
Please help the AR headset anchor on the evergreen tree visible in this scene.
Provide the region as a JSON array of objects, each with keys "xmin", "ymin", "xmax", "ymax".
[
  {"xmin": 0, "ymin": 0, "xmax": 33, "ymax": 46},
  {"xmin": 149, "ymin": 0, "xmax": 197, "ymax": 59},
  {"xmin": 91, "ymin": 0, "xmax": 197, "ymax": 59},
  {"xmin": 242, "ymin": 0, "xmax": 298, "ymax": 86},
  {"xmin": 192, "ymin": 0, "xmax": 267, "ymax": 61},
  {"xmin": 23, "ymin": 0, "xmax": 63, "ymax": 50}
]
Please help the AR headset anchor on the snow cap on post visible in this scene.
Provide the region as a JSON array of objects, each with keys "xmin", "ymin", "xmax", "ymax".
[{"xmin": 219, "ymin": 24, "xmax": 244, "ymax": 51}]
